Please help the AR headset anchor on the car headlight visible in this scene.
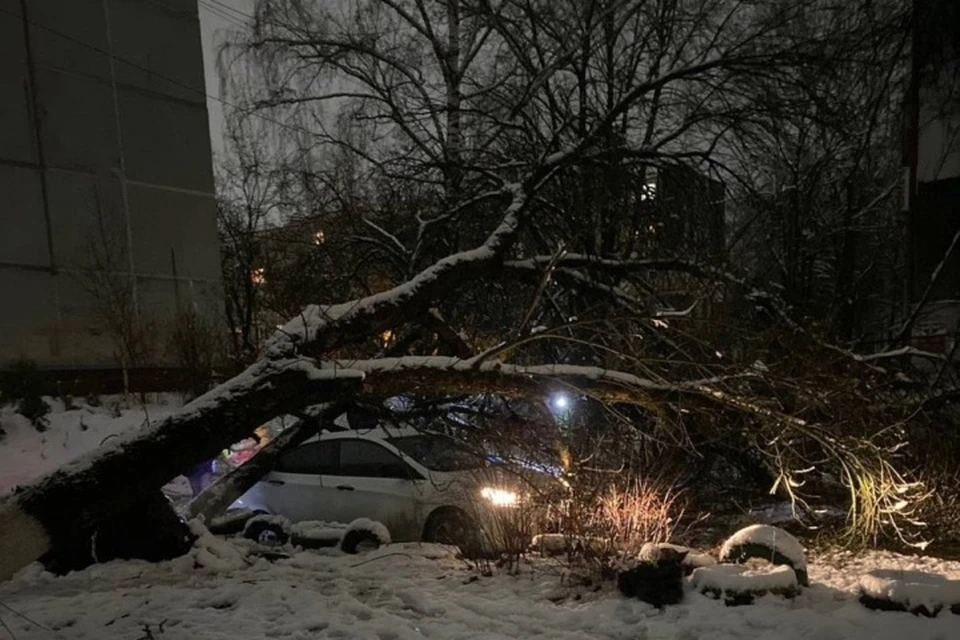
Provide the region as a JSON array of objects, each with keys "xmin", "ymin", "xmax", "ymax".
[{"xmin": 480, "ymin": 487, "xmax": 519, "ymax": 507}]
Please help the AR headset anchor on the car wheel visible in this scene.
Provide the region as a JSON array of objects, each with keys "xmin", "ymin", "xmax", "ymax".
[
  {"xmin": 340, "ymin": 529, "xmax": 382, "ymax": 554},
  {"xmin": 242, "ymin": 515, "xmax": 291, "ymax": 547},
  {"xmin": 423, "ymin": 508, "xmax": 482, "ymax": 556}
]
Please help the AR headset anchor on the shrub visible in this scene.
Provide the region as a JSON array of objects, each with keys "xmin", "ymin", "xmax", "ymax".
[{"xmin": 0, "ymin": 358, "xmax": 51, "ymax": 431}]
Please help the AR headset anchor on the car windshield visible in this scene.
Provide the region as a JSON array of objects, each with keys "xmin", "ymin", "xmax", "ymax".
[{"xmin": 386, "ymin": 435, "xmax": 486, "ymax": 472}]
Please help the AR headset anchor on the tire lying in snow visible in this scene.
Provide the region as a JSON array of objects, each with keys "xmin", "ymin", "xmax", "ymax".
[
  {"xmin": 719, "ymin": 524, "xmax": 809, "ymax": 587},
  {"xmin": 617, "ymin": 557, "xmax": 685, "ymax": 606},
  {"xmin": 691, "ymin": 564, "xmax": 799, "ymax": 606},
  {"xmin": 242, "ymin": 514, "xmax": 292, "ymax": 546},
  {"xmin": 859, "ymin": 569, "xmax": 960, "ymax": 617},
  {"xmin": 340, "ymin": 518, "xmax": 391, "ymax": 554}
]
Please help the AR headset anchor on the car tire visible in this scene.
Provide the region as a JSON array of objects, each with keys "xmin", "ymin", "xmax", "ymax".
[
  {"xmin": 340, "ymin": 529, "xmax": 383, "ymax": 554},
  {"xmin": 423, "ymin": 508, "xmax": 482, "ymax": 557},
  {"xmin": 243, "ymin": 515, "xmax": 291, "ymax": 546}
]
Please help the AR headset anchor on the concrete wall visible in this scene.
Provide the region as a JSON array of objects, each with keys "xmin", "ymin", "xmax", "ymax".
[{"xmin": 0, "ymin": 0, "xmax": 222, "ymax": 368}]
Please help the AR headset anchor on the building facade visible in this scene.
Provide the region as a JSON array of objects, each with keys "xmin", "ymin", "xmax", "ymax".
[{"xmin": 0, "ymin": 0, "xmax": 222, "ymax": 375}]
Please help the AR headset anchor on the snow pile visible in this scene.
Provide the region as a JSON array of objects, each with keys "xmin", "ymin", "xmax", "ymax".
[
  {"xmin": 859, "ymin": 569, "xmax": 960, "ymax": 616},
  {"xmin": 692, "ymin": 564, "xmax": 799, "ymax": 604},
  {"xmin": 185, "ymin": 520, "xmax": 249, "ymax": 572}
]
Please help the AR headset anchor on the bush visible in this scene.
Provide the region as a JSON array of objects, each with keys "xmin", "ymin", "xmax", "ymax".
[
  {"xmin": 0, "ymin": 358, "xmax": 51, "ymax": 431},
  {"xmin": 168, "ymin": 311, "xmax": 227, "ymax": 400}
]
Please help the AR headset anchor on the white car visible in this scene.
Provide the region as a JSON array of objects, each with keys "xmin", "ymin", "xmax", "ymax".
[{"xmin": 233, "ymin": 427, "xmax": 532, "ymax": 547}]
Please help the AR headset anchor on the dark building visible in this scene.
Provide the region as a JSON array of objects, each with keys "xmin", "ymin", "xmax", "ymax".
[{"xmin": 0, "ymin": 0, "xmax": 222, "ymax": 382}]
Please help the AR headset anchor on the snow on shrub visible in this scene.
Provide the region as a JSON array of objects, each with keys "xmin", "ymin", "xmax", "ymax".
[
  {"xmin": 691, "ymin": 564, "xmax": 798, "ymax": 606},
  {"xmin": 243, "ymin": 514, "xmax": 292, "ymax": 546},
  {"xmin": 859, "ymin": 569, "xmax": 960, "ymax": 617},
  {"xmin": 719, "ymin": 524, "xmax": 808, "ymax": 586},
  {"xmin": 340, "ymin": 518, "xmax": 391, "ymax": 554}
]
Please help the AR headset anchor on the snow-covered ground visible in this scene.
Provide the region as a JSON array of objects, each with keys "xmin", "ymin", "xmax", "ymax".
[
  {"xmin": 2, "ymin": 534, "xmax": 960, "ymax": 639},
  {"xmin": 0, "ymin": 395, "xmax": 185, "ymax": 498}
]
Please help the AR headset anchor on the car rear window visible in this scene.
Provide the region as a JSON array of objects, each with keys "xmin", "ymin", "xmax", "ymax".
[{"xmin": 387, "ymin": 435, "xmax": 486, "ymax": 472}]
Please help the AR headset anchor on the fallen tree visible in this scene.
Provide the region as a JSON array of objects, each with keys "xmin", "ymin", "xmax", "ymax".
[{"xmin": 0, "ymin": 0, "xmax": 932, "ymax": 582}]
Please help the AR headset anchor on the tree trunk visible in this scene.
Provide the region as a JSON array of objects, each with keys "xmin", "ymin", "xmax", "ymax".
[
  {"xmin": 186, "ymin": 405, "xmax": 344, "ymax": 523},
  {"xmin": 0, "ymin": 359, "xmax": 361, "ymax": 581}
]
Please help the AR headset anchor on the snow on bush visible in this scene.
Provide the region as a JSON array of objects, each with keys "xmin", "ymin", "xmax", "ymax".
[
  {"xmin": 719, "ymin": 524, "xmax": 808, "ymax": 586},
  {"xmin": 859, "ymin": 569, "xmax": 960, "ymax": 617},
  {"xmin": 691, "ymin": 564, "xmax": 798, "ymax": 605}
]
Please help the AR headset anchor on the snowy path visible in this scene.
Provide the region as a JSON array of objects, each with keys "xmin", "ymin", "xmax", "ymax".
[{"xmin": 3, "ymin": 543, "xmax": 960, "ymax": 639}]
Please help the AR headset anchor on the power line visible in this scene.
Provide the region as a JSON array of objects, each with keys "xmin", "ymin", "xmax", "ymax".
[
  {"xmin": 206, "ymin": 0, "xmax": 255, "ymax": 22},
  {"xmin": 0, "ymin": 5, "xmax": 318, "ymax": 144},
  {"xmin": 199, "ymin": 0, "xmax": 247, "ymax": 28}
]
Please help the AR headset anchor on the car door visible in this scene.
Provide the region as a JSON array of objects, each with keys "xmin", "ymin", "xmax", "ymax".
[
  {"xmin": 321, "ymin": 438, "xmax": 425, "ymax": 539},
  {"xmin": 255, "ymin": 440, "xmax": 341, "ymax": 523}
]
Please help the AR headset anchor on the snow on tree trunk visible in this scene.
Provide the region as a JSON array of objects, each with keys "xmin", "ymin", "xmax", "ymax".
[{"xmin": 0, "ymin": 360, "xmax": 362, "ymax": 581}]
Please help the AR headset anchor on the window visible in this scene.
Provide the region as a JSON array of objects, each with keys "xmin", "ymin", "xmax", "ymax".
[
  {"xmin": 387, "ymin": 435, "xmax": 486, "ymax": 472},
  {"xmin": 338, "ymin": 440, "xmax": 417, "ymax": 479},
  {"xmin": 274, "ymin": 441, "xmax": 338, "ymax": 474}
]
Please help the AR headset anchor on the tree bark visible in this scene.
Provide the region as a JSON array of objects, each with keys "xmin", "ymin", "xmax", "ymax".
[{"xmin": 186, "ymin": 404, "xmax": 345, "ymax": 523}]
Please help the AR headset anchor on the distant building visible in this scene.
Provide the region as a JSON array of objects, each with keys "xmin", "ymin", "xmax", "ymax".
[
  {"xmin": 0, "ymin": 0, "xmax": 222, "ymax": 385},
  {"xmin": 904, "ymin": 0, "xmax": 960, "ymax": 352}
]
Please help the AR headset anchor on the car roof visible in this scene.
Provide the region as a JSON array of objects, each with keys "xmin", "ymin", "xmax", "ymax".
[{"xmin": 292, "ymin": 426, "xmax": 440, "ymax": 444}]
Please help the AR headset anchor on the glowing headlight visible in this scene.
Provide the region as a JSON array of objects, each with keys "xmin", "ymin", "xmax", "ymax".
[{"xmin": 480, "ymin": 487, "xmax": 519, "ymax": 507}]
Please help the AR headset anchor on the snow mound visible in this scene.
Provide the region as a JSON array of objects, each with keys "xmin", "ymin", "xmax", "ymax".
[
  {"xmin": 290, "ymin": 520, "xmax": 347, "ymax": 541},
  {"xmin": 859, "ymin": 569, "xmax": 960, "ymax": 617},
  {"xmin": 187, "ymin": 520, "xmax": 249, "ymax": 572},
  {"xmin": 692, "ymin": 564, "xmax": 798, "ymax": 605},
  {"xmin": 719, "ymin": 524, "xmax": 808, "ymax": 585}
]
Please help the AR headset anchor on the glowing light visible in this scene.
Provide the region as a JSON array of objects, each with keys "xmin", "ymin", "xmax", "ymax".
[
  {"xmin": 251, "ymin": 267, "xmax": 266, "ymax": 286},
  {"xmin": 313, "ymin": 229, "xmax": 326, "ymax": 245},
  {"xmin": 553, "ymin": 394, "xmax": 569, "ymax": 410},
  {"xmin": 480, "ymin": 487, "xmax": 519, "ymax": 507},
  {"xmin": 380, "ymin": 329, "xmax": 394, "ymax": 347}
]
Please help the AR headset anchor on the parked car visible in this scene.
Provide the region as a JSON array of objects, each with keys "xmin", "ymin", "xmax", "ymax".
[{"xmin": 232, "ymin": 426, "xmax": 543, "ymax": 549}]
